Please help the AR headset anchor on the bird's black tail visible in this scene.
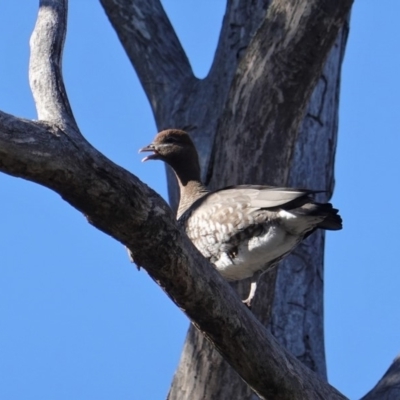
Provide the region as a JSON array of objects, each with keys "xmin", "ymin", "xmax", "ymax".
[{"xmin": 315, "ymin": 203, "xmax": 343, "ymax": 230}]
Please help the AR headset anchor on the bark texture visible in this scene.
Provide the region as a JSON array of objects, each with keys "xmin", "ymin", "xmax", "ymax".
[{"xmin": 2, "ymin": 0, "xmax": 399, "ymax": 399}]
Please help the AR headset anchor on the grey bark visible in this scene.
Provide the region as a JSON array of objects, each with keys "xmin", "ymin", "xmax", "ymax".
[{"xmin": 0, "ymin": 0, "xmax": 398, "ymax": 399}]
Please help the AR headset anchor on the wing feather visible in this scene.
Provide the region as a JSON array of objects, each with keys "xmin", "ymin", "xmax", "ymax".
[{"xmin": 196, "ymin": 185, "xmax": 321, "ymax": 209}]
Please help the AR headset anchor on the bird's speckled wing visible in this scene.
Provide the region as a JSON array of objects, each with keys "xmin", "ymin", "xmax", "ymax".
[{"xmin": 178, "ymin": 185, "xmax": 316, "ymax": 262}]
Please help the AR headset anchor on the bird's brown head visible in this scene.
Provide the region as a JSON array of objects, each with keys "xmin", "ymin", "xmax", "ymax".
[{"xmin": 139, "ymin": 130, "xmax": 200, "ymax": 182}]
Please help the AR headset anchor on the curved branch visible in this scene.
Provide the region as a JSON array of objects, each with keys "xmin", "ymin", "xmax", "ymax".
[
  {"xmin": 361, "ymin": 355, "xmax": 400, "ymax": 400},
  {"xmin": 29, "ymin": 0, "xmax": 78, "ymax": 131},
  {"xmin": 100, "ymin": 0, "xmax": 195, "ymax": 121}
]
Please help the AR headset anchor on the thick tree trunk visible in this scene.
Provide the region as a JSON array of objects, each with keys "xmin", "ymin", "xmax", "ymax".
[{"xmin": 166, "ymin": 25, "xmax": 349, "ymax": 400}]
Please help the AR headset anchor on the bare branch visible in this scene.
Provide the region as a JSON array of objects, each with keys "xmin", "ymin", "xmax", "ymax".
[
  {"xmin": 99, "ymin": 0, "xmax": 195, "ymax": 121},
  {"xmin": 29, "ymin": 0, "xmax": 78, "ymax": 131},
  {"xmin": 361, "ymin": 355, "xmax": 400, "ymax": 400}
]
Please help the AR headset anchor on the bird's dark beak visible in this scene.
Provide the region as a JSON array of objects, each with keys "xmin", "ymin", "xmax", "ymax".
[{"xmin": 139, "ymin": 143, "xmax": 160, "ymax": 162}]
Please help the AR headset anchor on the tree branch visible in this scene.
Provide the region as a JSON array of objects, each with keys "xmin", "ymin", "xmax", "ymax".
[
  {"xmin": 99, "ymin": 0, "xmax": 195, "ymax": 122},
  {"xmin": 361, "ymin": 355, "xmax": 400, "ymax": 400},
  {"xmin": 29, "ymin": 0, "xmax": 78, "ymax": 132}
]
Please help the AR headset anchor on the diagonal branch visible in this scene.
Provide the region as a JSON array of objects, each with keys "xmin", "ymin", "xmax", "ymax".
[
  {"xmin": 29, "ymin": 0, "xmax": 78, "ymax": 132},
  {"xmin": 99, "ymin": 0, "xmax": 195, "ymax": 121}
]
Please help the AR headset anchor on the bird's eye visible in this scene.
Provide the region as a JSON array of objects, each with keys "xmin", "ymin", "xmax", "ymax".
[{"xmin": 165, "ymin": 136, "xmax": 179, "ymax": 144}]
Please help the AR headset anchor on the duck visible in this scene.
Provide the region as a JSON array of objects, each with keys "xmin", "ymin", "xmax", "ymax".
[{"xmin": 139, "ymin": 129, "xmax": 342, "ymax": 306}]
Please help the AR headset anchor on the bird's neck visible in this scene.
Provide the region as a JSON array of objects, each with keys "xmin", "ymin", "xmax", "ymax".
[
  {"xmin": 178, "ymin": 180, "xmax": 209, "ymax": 217},
  {"xmin": 167, "ymin": 153, "xmax": 209, "ymax": 218},
  {"xmin": 173, "ymin": 167, "xmax": 209, "ymax": 219}
]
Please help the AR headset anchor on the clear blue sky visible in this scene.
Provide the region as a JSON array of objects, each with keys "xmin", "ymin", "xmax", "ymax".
[{"xmin": 0, "ymin": 2, "xmax": 398, "ymax": 399}]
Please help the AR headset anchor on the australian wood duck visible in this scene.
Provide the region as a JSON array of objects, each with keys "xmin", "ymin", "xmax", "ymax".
[{"xmin": 140, "ymin": 129, "xmax": 342, "ymax": 305}]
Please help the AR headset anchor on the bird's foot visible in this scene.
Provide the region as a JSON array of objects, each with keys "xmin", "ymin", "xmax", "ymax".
[
  {"xmin": 242, "ymin": 280, "xmax": 258, "ymax": 308},
  {"xmin": 242, "ymin": 297, "xmax": 253, "ymax": 308}
]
